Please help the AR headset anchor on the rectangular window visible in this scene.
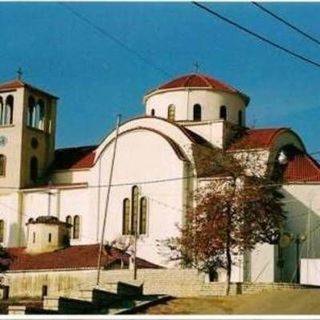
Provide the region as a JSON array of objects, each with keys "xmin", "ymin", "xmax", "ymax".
[
  {"xmin": 0, "ymin": 155, "xmax": 6, "ymax": 177},
  {"xmin": 0, "ymin": 220, "xmax": 4, "ymax": 243},
  {"xmin": 2, "ymin": 286, "xmax": 9, "ymax": 300},
  {"xmin": 48, "ymin": 233, "xmax": 52, "ymax": 243},
  {"xmin": 42, "ymin": 285, "xmax": 48, "ymax": 299},
  {"xmin": 33, "ymin": 232, "xmax": 36, "ymax": 243}
]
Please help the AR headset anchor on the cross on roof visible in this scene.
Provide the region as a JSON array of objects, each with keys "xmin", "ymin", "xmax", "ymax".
[
  {"xmin": 17, "ymin": 67, "xmax": 23, "ymax": 80},
  {"xmin": 193, "ymin": 61, "xmax": 200, "ymax": 73}
]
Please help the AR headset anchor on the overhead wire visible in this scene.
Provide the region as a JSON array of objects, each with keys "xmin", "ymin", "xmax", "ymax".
[
  {"xmin": 192, "ymin": 2, "xmax": 320, "ymax": 69},
  {"xmin": 252, "ymin": 2, "xmax": 320, "ymax": 47},
  {"xmin": 58, "ymin": 2, "xmax": 171, "ymax": 77}
]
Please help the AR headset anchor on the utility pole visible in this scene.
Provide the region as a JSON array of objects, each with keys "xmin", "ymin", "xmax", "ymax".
[
  {"xmin": 132, "ymin": 188, "xmax": 140, "ymax": 280},
  {"xmin": 47, "ymin": 180, "xmax": 53, "ymax": 216},
  {"xmin": 96, "ymin": 114, "xmax": 121, "ymax": 287}
]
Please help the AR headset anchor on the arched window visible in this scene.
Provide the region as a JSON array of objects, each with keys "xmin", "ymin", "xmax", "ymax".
[
  {"xmin": 122, "ymin": 198, "xmax": 130, "ymax": 235},
  {"xmin": 0, "ymin": 220, "xmax": 4, "ymax": 243},
  {"xmin": 219, "ymin": 105, "xmax": 227, "ymax": 120},
  {"xmin": 73, "ymin": 215, "xmax": 80, "ymax": 239},
  {"xmin": 151, "ymin": 109, "xmax": 155, "ymax": 117},
  {"xmin": 30, "ymin": 156, "xmax": 38, "ymax": 182},
  {"xmin": 66, "ymin": 215, "xmax": 72, "ymax": 238},
  {"xmin": 193, "ymin": 104, "xmax": 202, "ymax": 121},
  {"xmin": 35, "ymin": 100, "xmax": 45, "ymax": 130},
  {"xmin": 4, "ymin": 96, "xmax": 13, "ymax": 125},
  {"xmin": 139, "ymin": 197, "xmax": 147, "ymax": 235},
  {"xmin": 28, "ymin": 96, "xmax": 36, "ymax": 127},
  {"xmin": 0, "ymin": 155, "xmax": 6, "ymax": 177},
  {"xmin": 238, "ymin": 110, "xmax": 243, "ymax": 126},
  {"xmin": 167, "ymin": 105, "xmax": 175, "ymax": 121},
  {"xmin": 0, "ymin": 97, "xmax": 4, "ymax": 125},
  {"xmin": 131, "ymin": 186, "xmax": 139, "ymax": 234}
]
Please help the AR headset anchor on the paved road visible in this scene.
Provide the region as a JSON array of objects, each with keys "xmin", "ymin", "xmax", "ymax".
[{"xmin": 143, "ymin": 289, "xmax": 320, "ymax": 315}]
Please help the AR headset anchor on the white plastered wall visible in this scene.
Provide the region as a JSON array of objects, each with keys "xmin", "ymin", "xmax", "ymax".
[
  {"xmin": 145, "ymin": 89, "xmax": 246, "ymax": 125},
  {"xmin": 280, "ymin": 184, "xmax": 320, "ymax": 283},
  {"xmin": 88, "ymin": 128, "xmax": 191, "ymax": 266}
]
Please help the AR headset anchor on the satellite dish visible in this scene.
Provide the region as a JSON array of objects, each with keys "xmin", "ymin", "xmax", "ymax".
[{"xmin": 279, "ymin": 233, "xmax": 293, "ymax": 248}]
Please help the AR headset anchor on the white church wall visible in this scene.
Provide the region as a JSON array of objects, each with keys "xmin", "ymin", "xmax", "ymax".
[
  {"xmin": 280, "ymin": 184, "xmax": 320, "ymax": 283},
  {"xmin": 22, "ymin": 187, "xmax": 90, "ymax": 246},
  {"xmin": 145, "ymin": 89, "xmax": 245, "ymax": 124},
  {"xmin": 300, "ymin": 259, "xmax": 320, "ymax": 285},
  {"xmin": 89, "ymin": 128, "xmax": 189, "ymax": 266},
  {"xmin": 52, "ymin": 169, "xmax": 90, "ymax": 185},
  {"xmin": 182, "ymin": 120, "xmax": 224, "ymax": 148},
  {"xmin": 0, "ymin": 192, "xmax": 22, "ymax": 247},
  {"xmin": 250, "ymin": 243, "xmax": 276, "ymax": 283},
  {"xmin": 94, "ymin": 117, "xmax": 194, "ymax": 162}
]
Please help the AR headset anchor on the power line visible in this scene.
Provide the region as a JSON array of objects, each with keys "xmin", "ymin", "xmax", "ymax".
[
  {"xmin": 192, "ymin": 2, "xmax": 320, "ymax": 69},
  {"xmin": 58, "ymin": 2, "xmax": 170, "ymax": 77},
  {"xmin": 252, "ymin": 2, "xmax": 320, "ymax": 47}
]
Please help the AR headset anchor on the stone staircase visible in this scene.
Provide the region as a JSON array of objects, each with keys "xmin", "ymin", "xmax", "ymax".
[{"xmin": 41, "ymin": 281, "xmax": 168, "ymax": 315}]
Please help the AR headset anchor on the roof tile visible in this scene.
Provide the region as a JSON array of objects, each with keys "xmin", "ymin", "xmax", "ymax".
[
  {"xmin": 5, "ymin": 244, "xmax": 161, "ymax": 271},
  {"xmin": 283, "ymin": 153, "xmax": 320, "ymax": 183},
  {"xmin": 53, "ymin": 145, "xmax": 97, "ymax": 170}
]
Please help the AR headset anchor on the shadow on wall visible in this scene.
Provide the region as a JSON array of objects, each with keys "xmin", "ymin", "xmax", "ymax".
[
  {"xmin": 278, "ymin": 189, "xmax": 320, "ymax": 283},
  {"xmin": 8, "ymin": 223, "xmax": 25, "ymax": 247}
]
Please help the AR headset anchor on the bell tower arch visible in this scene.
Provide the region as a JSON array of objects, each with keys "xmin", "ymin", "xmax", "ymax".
[{"xmin": 0, "ymin": 78, "xmax": 58, "ymax": 190}]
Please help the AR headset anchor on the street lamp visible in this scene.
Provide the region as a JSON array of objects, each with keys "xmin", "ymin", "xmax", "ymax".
[{"xmin": 295, "ymin": 233, "xmax": 307, "ymax": 283}]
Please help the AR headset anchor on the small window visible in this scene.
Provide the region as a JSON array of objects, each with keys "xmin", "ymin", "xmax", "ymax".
[
  {"xmin": 0, "ymin": 220, "xmax": 4, "ymax": 243},
  {"xmin": 0, "ymin": 155, "xmax": 6, "ymax": 177},
  {"xmin": 41, "ymin": 285, "xmax": 48, "ymax": 299},
  {"xmin": 0, "ymin": 97, "xmax": 3, "ymax": 125},
  {"xmin": 2, "ymin": 286, "xmax": 9, "ymax": 300},
  {"xmin": 151, "ymin": 109, "xmax": 155, "ymax": 117},
  {"xmin": 209, "ymin": 270, "xmax": 219, "ymax": 282},
  {"xmin": 4, "ymin": 96, "xmax": 13, "ymax": 125},
  {"xmin": 33, "ymin": 232, "xmax": 36, "ymax": 243},
  {"xmin": 73, "ymin": 215, "xmax": 80, "ymax": 239},
  {"xmin": 66, "ymin": 215, "xmax": 72, "ymax": 238},
  {"xmin": 30, "ymin": 156, "xmax": 38, "ymax": 182},
  {"xmin": 28, "ymin": 96, "xmax": 36, "ymax": 127},
  {"xmin": 193, "ymin": 104, "xmax": 202, "ymax": 121},
  {"xmin": 220, "ymin": 105, "xmax": 227, "ymax": 120},
  {"xmin": 131, "ymin": 186, "xmax": 139, "ymax": 234},
  {"xmin": 122, "ymin": 198, "xmax": 130, "ymax": 235},
  {"xmin": 167, "ymin": 105, "xmax": 175, "ymax": 121},
  {"xmin": 35, "ymin": 100, "xmax": 45, "ymax": 130},
  {"xmin": 48, "ymin": 233, "xmax": 52, "ymax": 243},
  {"xmin": 238, "ymin": 110, "xmax": 243, "ymax": 126},
  {"xmin": 139, "ymin": 197, "xmax": 147, "ymax": 235}
]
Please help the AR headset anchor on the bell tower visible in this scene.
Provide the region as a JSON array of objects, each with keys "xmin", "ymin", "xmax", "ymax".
[{"xmin": 0, "ymin": 78, "xmax": 58, "ymax": 190}]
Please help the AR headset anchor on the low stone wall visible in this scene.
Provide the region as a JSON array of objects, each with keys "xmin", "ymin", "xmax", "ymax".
[
  {"xmin": 2, "ymin": 268, "xmax": 320, "ymax": 299},
  {"xmin": 2, "ymin": 268, "xmax": 205, "ymax": 298}
]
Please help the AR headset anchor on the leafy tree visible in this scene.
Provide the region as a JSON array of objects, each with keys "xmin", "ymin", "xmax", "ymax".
[
  {"xmin": 0, "ymin": 246, "xmax": 11, "ymax": 272},
  {"xmin": 165, "ymin": 144, "xmax": 285, "ymax": 294}
]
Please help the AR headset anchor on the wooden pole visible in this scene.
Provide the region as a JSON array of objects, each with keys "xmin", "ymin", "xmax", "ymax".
[{"xmin": 96, "ymin": 114, "xmax": 121, "ymax": 287}]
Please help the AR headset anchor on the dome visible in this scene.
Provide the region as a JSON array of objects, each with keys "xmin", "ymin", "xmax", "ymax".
[{"xmin": 145, "ymin": 73, "xmax": 250, "ymax": 106}]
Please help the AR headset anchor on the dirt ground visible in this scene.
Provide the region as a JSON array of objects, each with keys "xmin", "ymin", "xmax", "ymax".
[{"xmin": 142, "ymin": 289, "xmax": 320, "ymax": 315}]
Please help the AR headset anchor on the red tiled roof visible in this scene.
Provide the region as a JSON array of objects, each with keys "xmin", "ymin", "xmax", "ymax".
[
  {"xmin": 4, "ymin": 244, "xmax": 161, "ymax": 271},
  {"xmin": 227, "ymin": 128, "xmax": 289, "ymax": 151},
  {"xmin": 149, "ymin": 73, "xmax": 250, "ymax": 105},
  {"xmin": 283, "ymin": 152, "xmax": 320, "ymax": 183},
  {"xmin": 0, "ymin": 79, "xmax": 58, "ymax": 99},
  {"xmin": 0, "ymin": 79, "xmax": 24, "ymax": 90},
  {"xmin": 53, "ymin": 145, "xmax": 97, "ymax": 170}
]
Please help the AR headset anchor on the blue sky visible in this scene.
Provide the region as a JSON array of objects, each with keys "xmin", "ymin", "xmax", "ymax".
[{"xmin": 1, "ymin": 2, "xmax": 320, "ymax": 155}]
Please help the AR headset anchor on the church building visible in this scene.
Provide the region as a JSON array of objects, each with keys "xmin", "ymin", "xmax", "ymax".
[{"xmin": 0, "ymin": 73, "xmax": 319, "ymax": 284}]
